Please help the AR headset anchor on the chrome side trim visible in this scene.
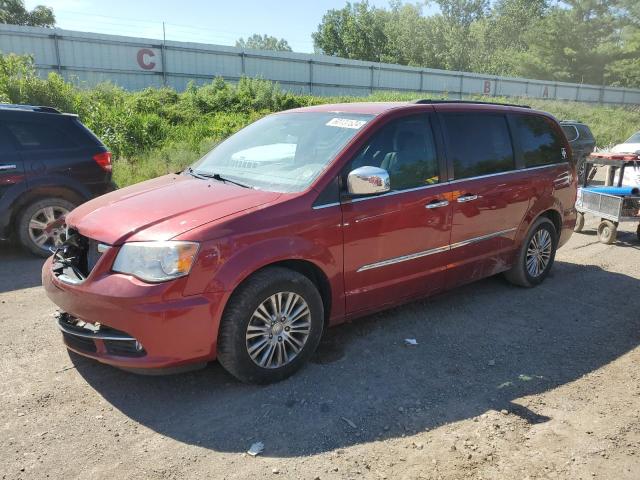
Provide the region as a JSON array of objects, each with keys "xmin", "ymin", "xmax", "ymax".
[
  {"xmin": 447, "ymin": 163, "xmax": 567, "ymax": 184},
  {"xmin": 312, "ymin": 202, "xmax": 341, "ymax": 210},
  {"xmin": 357, "ymin": 245, "xmax": 450, "ymax": 272},
  {"xmin": 350, "ymin": 182, "xmax": 443, "ymax": 203},
  {"xmin": 357, "ymin": 227, "xmax": 517, "ymax": 272},
  {"xmin": 449, "ymin": 227, "xmax": 517, "ymax": 250},
  {"xmin": 339, "ymin": 163, "xmax": 569, "ymax": 207}
]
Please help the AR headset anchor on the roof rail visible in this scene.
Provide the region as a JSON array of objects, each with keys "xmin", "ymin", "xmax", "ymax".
[
  {"xmin": 0, "ymin": 104, "xmax": 61, "ymax": 114},
  {"xmin": 413, "ymin": 99, "xmax": 531, "ymax": 109}
]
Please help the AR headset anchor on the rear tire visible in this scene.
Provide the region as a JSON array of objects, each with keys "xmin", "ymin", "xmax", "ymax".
[
  {"xmin": 217, "ymin": 267, "xmax": 324, "ymax": 384},
  {"xmin": 504, "ymin": 217, "xmax": 557, "ymax": 288},
  {"xmin": 597, "ymin": 220, "xmax": 617, "ymax": 245},
  {"xmin": 17, "ymin": 197, "xmax": 75, "ymax": 257}
]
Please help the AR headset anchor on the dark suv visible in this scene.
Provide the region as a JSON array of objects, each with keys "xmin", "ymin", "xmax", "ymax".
[
  {"xmin": 560, "ymin": 120, "xmax": 595, "ymax": 181},
  {"xmin": 0, "ymin": 104, "xmax": 114, "ymax": 256}
]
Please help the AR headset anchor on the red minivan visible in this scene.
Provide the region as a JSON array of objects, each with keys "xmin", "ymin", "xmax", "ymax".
[{"xmin": 43, "ymin": 100, "xmax": 577, "ymax": 383}]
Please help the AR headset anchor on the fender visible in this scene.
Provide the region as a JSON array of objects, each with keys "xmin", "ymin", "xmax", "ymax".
[
  {"xmin": 207, "ymin": 235, "xmax": 336, "ymax": 291},
  {"xmin": 25, "ymin": 174, "xmax": 94, "ymax": 202},
  {"xmin": 191, "ymin": 233, "xmax": 344, "ymax": 322},
  {"xmin": 514, "ymin": 189, "xmax": 570, "ymax": 248}
]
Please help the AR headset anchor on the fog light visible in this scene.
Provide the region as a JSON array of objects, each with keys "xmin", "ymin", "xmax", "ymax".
[{"xmin": 135, "ymin": 341, "xmax": 144, "ymax": 352}]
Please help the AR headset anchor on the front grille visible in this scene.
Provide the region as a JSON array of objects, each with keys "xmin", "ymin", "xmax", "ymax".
[
  {"xmin": 62, "ymin": 331, "xmax": 97, "ymax": 353},
  {"xmin": 52, "ymin": 231, "xmax": 104, "ymax": 283}
]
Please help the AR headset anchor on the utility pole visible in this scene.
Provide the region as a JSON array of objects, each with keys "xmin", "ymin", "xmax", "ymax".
[{"xmin": 161, "ymin": 21, "xmax": 167, "ymax": 87}]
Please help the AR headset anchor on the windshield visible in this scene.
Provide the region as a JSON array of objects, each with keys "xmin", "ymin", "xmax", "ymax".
[
  {"xmin": 191, "ymin": 112, "xmax": 374, "ymax": 192},
  {"xmin": 623, "ymin": 132, "xmax": 640, "ymax": 144}
]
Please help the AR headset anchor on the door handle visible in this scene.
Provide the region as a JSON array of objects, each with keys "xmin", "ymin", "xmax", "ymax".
[
  {"xmin": 0, "ymin": 164, "xmax": 17, "ymax": 171},
  {"xmin": 457, "ymin": 194, "xmax": 478, "ymax": 203},
  {"xmin": 425, "ymin": 200, "xmax": 449, "ymax": 209}
]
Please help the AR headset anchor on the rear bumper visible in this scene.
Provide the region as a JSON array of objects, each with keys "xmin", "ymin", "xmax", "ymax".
[{"xmin": 42, "ymin": 256, "xmax": 228, "ymax": 370}]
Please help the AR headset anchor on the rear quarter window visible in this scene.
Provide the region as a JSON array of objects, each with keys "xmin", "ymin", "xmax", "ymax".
[
  {"xmin": 441, "ymin": 113, "xmax": 514, "ymax": 179},
  {"xmin": 576, "ymin": 124, "xmax": 593, "ymax": 140},
  {"xmin": 5, "ymin": 120, "xmax": 78, "ymax": 150},
  {"xmin": 561, "ymin": 125, "xmax": 579, "ymax": 142},
  {"xmin": 513, "ymin": 115, "xmax": 565, "ymax": 167}
]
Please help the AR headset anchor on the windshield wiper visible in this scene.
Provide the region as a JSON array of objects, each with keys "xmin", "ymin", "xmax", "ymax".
[
  {"xmin": 210, "ymin": 173, "xmax": 251, "ymax": 188},
  {"xmin": 187, "ymin": 168, "xmax": 252, "ymax": 188},
  {"xmin": 185, "ymin": 167, "xmax": 208, "ymax": 180}
]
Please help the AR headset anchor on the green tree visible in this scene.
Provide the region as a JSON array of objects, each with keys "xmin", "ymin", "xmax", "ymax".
[
  {"xmin": 516, "ymin": 0, "xmax": 625, "ymax": 85},
  {"xmin": 312, "ymin": 1, "xmax": 389, "ymax": 61},
  {"xmin": 382, "ymin": 1, "xmax": 436, "ymax": 66},
  {"xmin": 604, "ymin": 0, "xmax": 640, "ymax": 87},
  {"xmin": 0, "ymin": 0, "xmax": 55, "ymax": 27},
  {"xmin": 469, "ymin": 0, "xmax": 548, "ymax": 75},
  {"xmin": 235, "ymin": 34, "xmax": 292, "ymax": 52}
]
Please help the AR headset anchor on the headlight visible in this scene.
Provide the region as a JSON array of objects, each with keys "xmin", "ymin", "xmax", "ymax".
[{"xmin": 112, "ymin": 241, "xmax": 199, "ymax": 283}]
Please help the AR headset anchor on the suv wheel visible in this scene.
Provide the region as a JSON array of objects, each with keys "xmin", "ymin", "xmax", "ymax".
[
  {"xmin": 17, "ymin": 197, "xmax": 75, "ymax": 257},
  {"xmin": 217, "ymin": 267, "xmax": 324, "ymax": 384},
  {"xmin": 504, "ymin": 217, "xmax": 557, "ymax": 288}
]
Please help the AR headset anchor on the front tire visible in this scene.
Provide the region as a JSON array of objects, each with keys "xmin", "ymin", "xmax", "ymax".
[
  {"xmin": 504, "ymin": 217, "xmax": 557, "ymax": 288},
  {"xmin": 17, "ymin": 197, "xmax": 75, "ymax": 257},
  {"xmin": 217, "ymin": 267, "xmax": 324, "ymax": 384}
]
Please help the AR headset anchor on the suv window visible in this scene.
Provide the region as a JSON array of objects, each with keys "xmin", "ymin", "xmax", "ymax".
[
  {"xmin": 576, "ymin": 124, "xmax": 593, "ymax": 140},
  {"xmin": 0, "ymin": 126, "xmax": 16, "ymax": 153},
  {"xmin": 513, "ymin": 115, "xmax": 565, "ymax": 167},
  {"xmin": 348, "ymin": 114, "xmax": 439, "ymax": 191},
  {"xmin": 5, "ymin": 121, "xmax": 77, "ymax": 150},
  {"xmin": 442, "ymin": 113, "xmax": 514, "ymax": 179},
  {"xmin": 561, "ymin": 125, "xmax": 579, "ymax": 142}
]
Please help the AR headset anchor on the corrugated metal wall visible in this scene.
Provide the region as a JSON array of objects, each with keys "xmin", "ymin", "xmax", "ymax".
[{"xmin": 2, "ymin": 24, "xmax": 639, "ymax": 105}]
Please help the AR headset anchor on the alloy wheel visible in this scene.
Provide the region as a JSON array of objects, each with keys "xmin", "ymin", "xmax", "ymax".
[
  {"xmin": 245, "ymin": 292, "xmax": 312, "ymax": 369},
  {"xmin": 526, "ymin": 229, "xmax": 553, "ymax": 278},
  {"xmin": 28, "ymin": 206, "xmax": 69, "ymax": 251}
]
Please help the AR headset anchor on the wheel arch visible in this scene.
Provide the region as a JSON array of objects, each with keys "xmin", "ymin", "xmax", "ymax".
[
  {"xmin": 538, "ymin": 208, "xmax": 562, "ymax": 238},
  {"xmin": 225, "ymin": 259, "xmax": 333, "ymax": 330},
  {"xmin": 11, "ymin": 185, "xmax": 86, "ymax": 229}
]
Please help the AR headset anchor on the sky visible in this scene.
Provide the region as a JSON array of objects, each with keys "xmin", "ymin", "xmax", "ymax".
[{"xmin": 23, "ymin": 0, "xmax": 435, "ymax": 53}]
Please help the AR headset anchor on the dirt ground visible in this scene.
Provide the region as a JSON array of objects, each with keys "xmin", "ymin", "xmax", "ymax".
[{"xmin": 1, "ymin": 215, "xmax": 639, "ymax": 480}]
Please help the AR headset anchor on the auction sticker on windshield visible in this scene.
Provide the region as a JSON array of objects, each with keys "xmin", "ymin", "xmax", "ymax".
[{"xmin": 326, "ymin": 118, "xmax": 367, "ymax": 129}]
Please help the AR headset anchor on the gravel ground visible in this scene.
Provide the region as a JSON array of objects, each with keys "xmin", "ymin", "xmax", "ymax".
[{"xmin": 1, "ymin": 215, "xmax": 639, "ymax": 480}]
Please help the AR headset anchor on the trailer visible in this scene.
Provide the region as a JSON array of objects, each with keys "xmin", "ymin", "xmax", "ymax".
[{"xmin": 574, "ymin": 152, "xmax": 640, "ymax": 244}]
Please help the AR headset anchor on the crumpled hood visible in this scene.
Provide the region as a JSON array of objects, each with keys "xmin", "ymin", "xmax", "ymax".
[{"xmin": 66, "ymin": 174, "xmax": 280, "ymax": 245}]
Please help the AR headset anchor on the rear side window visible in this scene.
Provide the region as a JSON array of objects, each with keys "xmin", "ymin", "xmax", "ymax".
[
  {"xmin": 347, "ymin": 114, "xmax": 440, "ymax": 191},
  {"xmin": 513, "ymin": 115, "xmax": 565, "ymax": 167},
  {"xmin": 5, "ymin": 121, "xmax": 77, "ymax": 150},
  {"xmin": 441, "ymin": 113, "xmax": 514, "ymax": 179}
]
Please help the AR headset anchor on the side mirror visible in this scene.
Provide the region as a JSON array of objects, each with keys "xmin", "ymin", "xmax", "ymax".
[{"xmin": 347, "ymin": 166, "xmax": 390, "ymax": 196}]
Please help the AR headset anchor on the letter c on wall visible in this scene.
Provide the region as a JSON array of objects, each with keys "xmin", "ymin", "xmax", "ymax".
[{"xmin": 137, "ymin": 48, "xmax": 156, "ymax": 70}]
